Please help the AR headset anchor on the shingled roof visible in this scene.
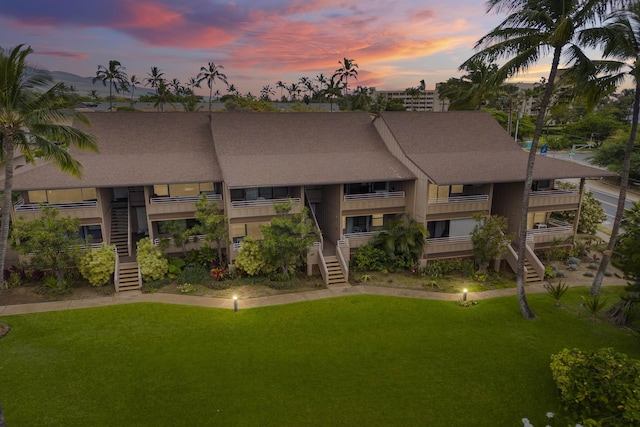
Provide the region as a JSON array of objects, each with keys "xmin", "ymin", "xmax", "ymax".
[
  {"xmin": 6, "ymin": 112, "xmax": 222, "ymax": 191},
  {"xmin": 378, "ymin": 111, "xmax": 615, "ymax": 185},
  {"xmin": 210, "ymin": 112, "xmax": 415, "ymax": 188}
]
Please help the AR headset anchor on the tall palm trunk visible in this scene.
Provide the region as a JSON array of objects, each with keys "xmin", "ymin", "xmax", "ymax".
[
  {"xmin": 591, "ymin": 81, "xmax": 640, "ymax": 295},
  {"xmin": 515, "ymin": 45, "xmax": 563, "ymax": 319},
  {"xmin": 0, "ymin": 136, "xmax": 16, "ymax": 290}
]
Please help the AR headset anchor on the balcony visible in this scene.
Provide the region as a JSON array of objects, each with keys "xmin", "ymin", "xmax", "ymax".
[
  {"xmin": 147, "ymin": 193, "xmax": 222, "ymax": 216},
  {"xmin": 426, "ymin": 195, "xmax": 490, "ymax": 217},
  {"xmin": 343, "ymin": 231, "xmax": 377, "ymax": 248},
  {"xmin": 13, "ymin": 199, "xmax": 100, "ymax": 220},
  {"xmin": 529, "ymin": 189, "xmax": 580, "ymax": 210},
  {"xmin": 527, "ymin": 219, "xmax": 574, "ymax": 247},
  {"xmin": 343, "ymin": 191, "xmax": 406, "ymax": 212},
  {"xmin": 425, "ymin": 235, "xmax": 474, "ymax": 257},
  {"xmin": 230, "ymin": 197, "xmax": 302, "ymax": 218}
]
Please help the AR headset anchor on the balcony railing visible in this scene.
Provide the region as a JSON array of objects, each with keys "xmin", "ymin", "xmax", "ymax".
[
  {"xmin": 428, "ymin": 195, "xmax": 489, "ymax": 204},
  {"xmin": 231, "ymin": 197, "xmax": 300, "ymax": 208},
  {"xmin": 530, "ymin": 189, "xmax": 577, "ymax": 197},
  {"xmin": 425, "ymin": 235, "xmax": 474, "ymax": 255},
  {"xmin": 150, "ymin": 193, "xmax": 222, "ymax": 204},
  {"xmin": 526, "ymin": 219, "xmax": 574, "ymax": 246},
  {"xmin": 14, "ymin": 199, "xmax": 98, "ymax": 212},
  {"xmin": 343, "ymin": 231, "xmax": 377, "ymax": 240},
  {"xmin": 153, "ymin": 235, "xmax": 206, "ymax": 246},
  {"xmin": 344, "ymin": 191, "xmax": 405, "ymax": 201}
]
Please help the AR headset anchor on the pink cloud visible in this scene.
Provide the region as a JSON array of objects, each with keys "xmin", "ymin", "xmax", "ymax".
[{"xmin": 34, "ymin": 49, "xmax": 89, "ymax": 60}]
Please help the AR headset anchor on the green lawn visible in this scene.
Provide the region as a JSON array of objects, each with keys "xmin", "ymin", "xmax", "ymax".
[{"xmin": 0, "ymin": 287, "xmax": 638, "ymax": 426}]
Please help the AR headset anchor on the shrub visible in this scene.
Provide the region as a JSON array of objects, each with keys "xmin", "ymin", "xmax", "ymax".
[
  {"xmin": 544, "ymin": 266, "xmax": 556, "ymax": 279},
  {"xmin": 267, "ymin": 275, "xmax": 299, "ymax": 289},
  {"xmin": 78, "ymin": 244, "xmax": 116, "ymax": 287},
  {"xmin": 184, "ymin": 245, "xmax": 218, "ymax": 267},
  {"xmin": 177, "ymin": 265, "xmax": 210, "ymax": 285},
  {"xmin": 351, "ymin": 244, "xmax": 388, "ymax": 272},
  {"xmin": 566, "ymin": 257, "xmax": 581, "ymax": 266},
  {"xmin": 588, "ymin": 263, "xmax": 598, "ymax": 270},
  {"xmin": 583, "ymin": 271, "xmax": 594, "ymax": 277},
  {"xmin": 550, "ymin": 348, "xmax": 640, "ymax": 426},
  {"xmin": 167, "ymin": 257, "xmax": 186, "ymax": 276},
  {"xmin": 210, "ymin": 266, "xmax": 227, "ymax": 281},
  {"xmin": 556, "ymin": 269, "xmax": 566, "ymax": 278},
  {"xmin": 137, "ymin": 237, "xmax": 168, "ymax": 282},
  {"xmin": 141, "ymin": 277, "xmax": 171, "ymax": 293},
  {"xmin": 568, "ymin": 264, "xmax": 579, "ymax": 271},
  {"xmin": 234, "ymin": 237, "xmax": 270, "ymax": 276}
]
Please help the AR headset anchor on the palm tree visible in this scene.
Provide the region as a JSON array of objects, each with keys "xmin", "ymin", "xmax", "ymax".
[
  {"xmin": 153, "ymin": 80, "xmax": 174, "ymax": 112},
  {"xmin": 260, "ymin": 84, "xmax": 275, "ymax": 101},
  {"xmin": 276, "ymin": 80, "xmax": 286, "ymax": 101},
  {"xmin": 577, "ymin": 2, "xmax": 640, "ymax": 295},
  {"xmin": 0, "ymin": 45, "xmax": 98, "ymax": 288},
  {"xmin": 332, "ymin": 57, "xmax": 359, "ymax": 96},
  {"xmin": 128, "ymin": 75, "xmax": 141, "ymax": 103},
  {"xmin": 227, "ymin": 84, "xmax": 239, "ymax": 96},
  {"xmin": 197, "ymin": 62, "xmax": 228, "ymax": 114},
  {"xmin": 287, "ymin": 82, "xmax": 299, "ymax": 101},
  {"xmin": 324, "ymin": 76, "xmax": 343, "ymax": 112},
  {"xmin": 169, "ymin": 78, "xmax": 182, "ymax": 96},
  {"xmin": 404, "ymin": 87, "xmax": 421, "ymax": 111},
  {"xmin": 145, "ymin": 66, "xmax": 164, "ymax": 95},
  {"xmin": 93, "ymin": 59, "xmax": 127, "ymax": 110},
  {"xmin": 463, "ymin": 0, "xmax": 628, "ymax": 319}
]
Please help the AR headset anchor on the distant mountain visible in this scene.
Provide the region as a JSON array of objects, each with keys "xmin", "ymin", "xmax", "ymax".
[{"xmin": 30, "ymin": 68, "xmax": 156, "ymax": 99}]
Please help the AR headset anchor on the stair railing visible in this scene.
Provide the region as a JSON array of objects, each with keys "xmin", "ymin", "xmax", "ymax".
[
  {"xmin": 304, "ymin": 190, "xmax": 323, "ymax": 249},
  {"xmin": 127, "ymin": 198, "xmax": 132, "ymax": 257},
  {"xmin": 524, "ymin": 243, "xmax": 545, "ymax": 282},
  {"xmin": 114, "ymin": 247, "xmax": 120, "ymax": 292},
  {"xmin": 336, "ymin": 237, "xmax": 349, "ymax": 282},
  {"xmin": 316, "ymin": 243, "xmax": 329, "ymax": 285}
]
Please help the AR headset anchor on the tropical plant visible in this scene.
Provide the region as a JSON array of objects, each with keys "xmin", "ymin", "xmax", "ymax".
[
  {"xmin": 551, "ymin": 182, "xmax": 606, "ymax": 235},
  {"xmin": 127, "ymin": 74, "xmax": 141, "ymax": 103},
  {"xmin": 93, "ymin": 59, "xmax": 128, "ymax": 109},
  {"xmin": 612, "ymin": 200, "xmax": 640, "ymax": 281},
  {"xmin": 260, "ymin": 204, "xmax": 316, "ymax": 278},
  {"xmin": 578, "ymin": 1, "xmax": 640, "ymax": 295},
  {"xmin": 194, "ymin": 194, "xmax": 228, "ymax": 264},
  {"xmin": 332, "ymin": 57, "xmax": 359, "ymax": 96},
  {"xmin": 197, "ymin": 62, "xmax": 228, "ymax": 114},
  {"xmin": 145, "ymin": 66, "xmax": 164, "ymax": 95},
  {"xmin": 11, "ymin": 206, "xmax": 82, "ymax": 290},
  {"xmin": 260, "ymin": 84, "xmax": 275, "ymax": 101},
  {"xmin": 160, "ymin": 220, "xmax": 198, "ymax": 256},
  {"xmin": 471, "ymin": 214, "xmax": 513, "ymax": 273},
  {"xmin": 78, "ymin": 243, "xmax": 116, "ymax": 287},
  {"xmin": 581, "ymin": 295, "xmax": 609, "ymax": 322},
  {"xmin": 0, "ymin": 44, "xmax": 98, "ymax": 289},
  {"xmin": 152, "ymin": 80, "xmax": 175, "ymax": 112},
  {"xmin": 463, "ymin": 0, "xmax": 628, "ymax": 319},
  {"xmin": 545, "ymin": 280, "xmax": 570, "ymax": 306},
  {"xmin": 371, "ymin": 214, "xmax": 428, "ymax": 269}
]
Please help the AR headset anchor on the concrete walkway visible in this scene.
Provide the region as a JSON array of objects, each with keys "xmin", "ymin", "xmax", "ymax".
[{"xmin": 0, "ymin": 279, "xmax": 618, "ymax": 316}]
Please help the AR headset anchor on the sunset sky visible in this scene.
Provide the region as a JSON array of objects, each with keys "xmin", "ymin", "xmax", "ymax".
[{"xmin": 0, "ymin": 0, "xmax": 568, "ymax": 96}]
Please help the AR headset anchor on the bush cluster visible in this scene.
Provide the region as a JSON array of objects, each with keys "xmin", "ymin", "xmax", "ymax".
[{"xmin": 550, "ymin": 348, "xmax": 640, "ymax": 426}]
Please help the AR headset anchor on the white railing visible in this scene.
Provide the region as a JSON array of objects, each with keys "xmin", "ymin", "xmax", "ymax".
[
  {"xmin": 14, "ymin": 200, "xmax": 98, "ymax": 211},
  {"xmin": 336, "ymin": 242, "xmax": 349, "ymax": 282},
  {"xmin": 150, "ymin": 193, "xmax": 222, "ymax": 204},
  {"xmin": 127, "ymin": 200, "xmax": 132, "ymax": 257},
  {"xmin": 530, "ymin": 189, "xmax": 578, "ymax": 197},
  {"xmin": 527, "ymin": 219, "xmax": 573, "ymax": 235},
  {"xmin": 344, "ymin": 191, "xmax": 405, "ymax": 201},
  {"xmin": 114, "ymin": 247, "xmax": 120, "ymax": 291},
  {"xmin": 79, "ymin": 242, "xmax": 104, "ymax": 250},
  {"xmin": 153, "ymin": 235, "xmax": 206, "ymax": 246},
  {"xmin": 230, "ymin": 197, "xmax": 301, "ymax": 208},
  {"xmin": 306, "ymin": 192, "xmax": 323, "ymax": 248},
  {"xmin": 428, "ymin": 195, "xmax": 489, "ymax": 205},
  {"xmin": 426, "ymin": 235, "xmax": 472, "ymax": 245},
  {"xmin": 343, "ymin": 231, "xmax": 377, "ymax": 240}
]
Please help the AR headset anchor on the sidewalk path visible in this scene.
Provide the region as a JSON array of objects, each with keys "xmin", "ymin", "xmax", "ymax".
[{"xmin": 0, "ymin": 279, "xmax": 624, "ymax": 316}]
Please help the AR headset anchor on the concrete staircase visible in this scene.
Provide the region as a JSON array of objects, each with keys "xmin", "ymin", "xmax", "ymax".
[
  {"xmin": 524, "ymin": 258, "xmax": 544, "ymax": 284},
  {"xmin": 111, "ymin": 205, "xmax": 129, "ymax": 256},
  {"xmin": 324, "ymin": 256, "xmax": 348, "ymax": 287},
  {"xmin": 117, "ymin": 262, "xmax": 141, "ymax": 291}
]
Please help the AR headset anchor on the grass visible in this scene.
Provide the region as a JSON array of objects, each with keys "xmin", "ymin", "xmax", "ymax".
[{"xmin": 0, "ymin": 287, "xmax": 638, "ymax": 426}]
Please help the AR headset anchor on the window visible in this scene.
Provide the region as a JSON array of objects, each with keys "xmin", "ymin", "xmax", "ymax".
[
  {"xmin": 28, "ymin": 188, "xmax": 97, "ymax": 204},
  {"xmin": 344, "ymin": 182, "xmax": 390, "ymax": 195},
  {"xmin": 532, "ymin": 180, "xmax": 551, "ymax": 191},
  {"xmin": 345, "ymin": 216, "xmax": 371, "ymax": 233},
  {"xmin": 427, "ymin": 220, "xmax": 450, "ymax": 238},
  {"xmin": 153, "ymin": 183, "xmax": 218, "ymax": 198},
  {"xmin": 231, "ymin": 187, "xmax": 290, "ymax": 201},
  {"xmin": 79, "ymin": 225, "xmax": 102, "ymax": 243}
]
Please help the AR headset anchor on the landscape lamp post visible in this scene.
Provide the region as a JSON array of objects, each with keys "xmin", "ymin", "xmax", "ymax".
[
  {"xmin": 462, "ymin": 288, "xmax": 468, "ymax": 302},
  {"xmin": 233, "ymin": 295, "xmax": 238, "ymax": 312}
]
